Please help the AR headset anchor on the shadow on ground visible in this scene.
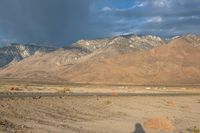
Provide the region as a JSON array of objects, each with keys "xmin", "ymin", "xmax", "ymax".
[{"xmin": 132, "ymin": 123, "xmax": 146, "ymax": 133}]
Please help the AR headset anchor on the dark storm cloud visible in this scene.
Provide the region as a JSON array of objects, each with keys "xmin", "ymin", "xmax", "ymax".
[
  {"xmin": 0, "ymin": 0, "xmax": 200, "ymax": 47},
  {"xmin": 0, "ymin": 0, "xmax": 94, "ymax": 46}
]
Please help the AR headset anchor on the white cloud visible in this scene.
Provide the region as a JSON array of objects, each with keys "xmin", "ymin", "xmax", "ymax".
[
  {"xmin": 131, "ymin": 2, "xmax": 146, "ymax": 8},
  {"xmin": 102, "ymin": 1, "xmax": 147, "ymax": 12},
  {"xmin": 153, "ymin": 0, "xmax": 170, "ymax": 8},
  {"xmin": 178, "ymin": 16, "xmax": 200, "ymax": 20},
  {"xmin": 147, "ymin": 16, "xmax": 163, "ymax": 23},
  {"xmin": 178, "ymin": 17, "xmax": 185, "ymax": 20},
  {"xmin": 191, "ymin": 16, "xmax": 200, "ymax": 19},
  {"xmin": 137, "ymin": 3, "xmax": 145, "ymax": 7},
  {"xmin": 140, "ymin": 0, "xmax": 170, "ymax": 8},
  {"xmin": 115, "ymin": 19, "xmax": 127, "ymax": 24},
  {"xmin": 101, "ymin": 6, "xmax": 112, "ymax": 11}
]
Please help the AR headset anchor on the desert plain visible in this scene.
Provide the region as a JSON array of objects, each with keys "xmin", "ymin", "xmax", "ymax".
[{"xmin": 0, "ymin": 80, "xmax": 200, "ymax": 133}]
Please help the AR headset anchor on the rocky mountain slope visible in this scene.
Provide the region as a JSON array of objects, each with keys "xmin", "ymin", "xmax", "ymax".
[
  {"xmin": 64, "ymin": 34, "xmax": 200, "ymax": 84},
  {"xmin": 73, "ymin": 35, "xmax": 164, "ymax": 52},
  {"xmin": 0, "ymin": 34, "xmax": 200, "ymax": 85},
  {"xmin": 0, "ymin": 43, "xmax": 56, "ymax": 67}
]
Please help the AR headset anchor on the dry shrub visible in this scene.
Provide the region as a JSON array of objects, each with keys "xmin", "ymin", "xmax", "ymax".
[
  {"xmin": 57, "ymin": 88, "xmax": 71, "ymax": 93},
  {"xmin": 0, "ymin": 119, "xmax": 27, "ymax": 132},
  {"xmin": 188, "ymin": 126, "xmax": 200, "ymax": 133},
  {"xmin": 166, "ymin": 101, "xmax": 176, "ymax": 107},
  {"xmin": 104, "ymin": 100, "xmax": 112, "ymax": 105},
  {"xmin": 198, "ymin": 100, "xmax": 200, "ymax": 103},
  {"xmin": 144, "ymin": 117, "xmax": 175, "ymax": 131},
  {"xmin": 111, "ymin": 92, "xmax": 118, "ymax": 96},
  {"xmin": 181, "ymin": 105, "xmax": 191, "ymax": 111},
  {"xmin": 10, "ymin": 87, "xmax": 21, "ymax": 91}
]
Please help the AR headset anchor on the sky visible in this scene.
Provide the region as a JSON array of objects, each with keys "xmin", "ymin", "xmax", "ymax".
[{"xmin": 0, "ymin": 0, "xmax": 200, "ymax": 47}]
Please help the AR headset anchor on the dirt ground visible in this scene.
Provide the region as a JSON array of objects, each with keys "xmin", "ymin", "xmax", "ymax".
[
  {"xmin": 0, "ymin": 95, "xmax": 199, "ymax": 133},
  {"xmin": 1, "ymin": 83, "xmax": 200, "ymax": 95}
]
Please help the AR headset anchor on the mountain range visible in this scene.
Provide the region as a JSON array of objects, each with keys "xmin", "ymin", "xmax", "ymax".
[
  {"xmin": 0, "ymin": 34, "xmax": 200, "ymax": 85},
  {"xmin": 0, "ymin": 43, "xmax": 56, "ymax": 67}
]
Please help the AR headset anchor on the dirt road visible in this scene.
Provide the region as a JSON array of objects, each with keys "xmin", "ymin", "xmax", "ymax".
[{"xmin": 0, "ymin": 92, "xmax": 200, "ymax": 99}]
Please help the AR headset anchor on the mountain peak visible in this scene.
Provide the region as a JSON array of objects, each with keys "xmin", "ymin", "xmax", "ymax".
[
  {"xmin": 73, "ymin": 34, "xmax": 165, "ymax": 52},
  {"xmin": 0, "ymin": 43, "xmax": 57, "ymax": 67}
]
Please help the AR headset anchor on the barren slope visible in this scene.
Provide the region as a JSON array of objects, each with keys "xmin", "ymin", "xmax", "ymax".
[
  {"xmin": 63, "ymin": 35, "xmax": 200, "ymax": 84},
  {"xmin": 0, "ymin": 34, "xmax": 200, "ymax": 85}
]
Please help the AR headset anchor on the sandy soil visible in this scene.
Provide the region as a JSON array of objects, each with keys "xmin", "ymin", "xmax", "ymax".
[{"xmin": 0, "ymin": 96, "xmax": 200, "ymax": 133}]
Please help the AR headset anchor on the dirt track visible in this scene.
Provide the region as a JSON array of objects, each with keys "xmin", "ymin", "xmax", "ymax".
[{"xmin": 0, "ymin": 92, "xmax": 200, "ymax": 99}]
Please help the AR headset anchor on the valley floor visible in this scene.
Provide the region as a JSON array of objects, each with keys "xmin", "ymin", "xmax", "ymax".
[
  {"xmin": 0, "ymin": 94, "xmax": 200, "ymax": 133},
  {"xmin": 0, "ymin": 81, "xmax": 200, "ymax": 133}
]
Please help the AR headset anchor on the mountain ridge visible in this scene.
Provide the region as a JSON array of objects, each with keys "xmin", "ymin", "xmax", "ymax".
[
  {"xmin": 0, "ymin": 34, "xmax": 200, "ymax": 85},
  {"xmin": 0, "ymin": 43, "xmax": 57, "ymax": 67}
]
